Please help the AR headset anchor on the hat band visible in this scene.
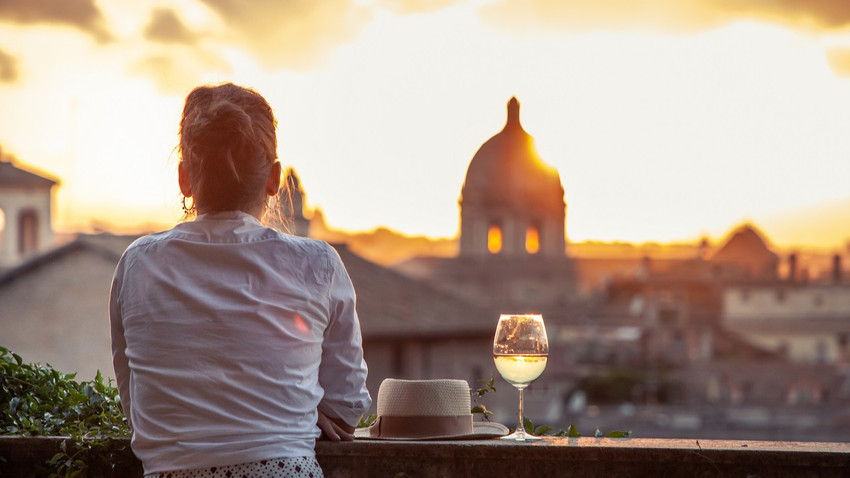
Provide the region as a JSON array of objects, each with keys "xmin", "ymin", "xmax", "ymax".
[{"xmin": 369, "ymin": 415, "xmax": 473, "ymax": 439}]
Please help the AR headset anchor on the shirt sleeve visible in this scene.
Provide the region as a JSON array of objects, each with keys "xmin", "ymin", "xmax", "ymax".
[
  {"xmin": 108, "ymin": 256, "xmax": 133, "ymax": 431},
  {"xmin": 317, "ymin": 244, "xmax": 372, "ymax": 427}
]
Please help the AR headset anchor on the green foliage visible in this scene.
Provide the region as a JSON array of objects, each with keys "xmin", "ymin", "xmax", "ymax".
[
  {"xmin": 0, "ymin": 346, "xmax": 131, "ymax": 477},
  {"xmin": 357, "ymin": 413, "xmax": 377, "ymax": 428},
  {"xmin": 471, "ymin": 378, "xmax": 496, "ymax": 421},
  {"xmin": 470, "ymin": 376, "xmax": 631, "ymax": 439},
  {"xmin": 523, "ymin": 416, "xmax": 631, "ymax": 439}
]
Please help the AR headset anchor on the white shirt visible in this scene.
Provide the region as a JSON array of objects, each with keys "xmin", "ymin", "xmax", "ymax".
[{"xmin": 109, "ymin": 211, "xmax": 371, "ymax": 473}]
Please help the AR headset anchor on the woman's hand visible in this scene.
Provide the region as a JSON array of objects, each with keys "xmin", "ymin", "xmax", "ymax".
[{"xmin": 317, "ymin": 410, "xmax": 355, "ymax": 442}]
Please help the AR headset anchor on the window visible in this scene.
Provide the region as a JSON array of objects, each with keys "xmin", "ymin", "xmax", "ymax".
[
  {"xmin": 487, "ymin": 224, "xmax": 502, "ymax": 254},
  {"xmin": 525, "ymin": 226, "xmax": 540, "ymax": 254},
  {"xmin": 18, "ymin": 209, "xmax": 38, "ymax": 254}
]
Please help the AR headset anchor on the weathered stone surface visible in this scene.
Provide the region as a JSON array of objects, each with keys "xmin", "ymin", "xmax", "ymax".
[{"xmin": 2, "ymin": 436, "xmax": 849, "ymax": 478}]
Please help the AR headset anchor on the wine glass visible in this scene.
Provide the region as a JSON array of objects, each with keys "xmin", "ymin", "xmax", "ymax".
[{"xmin": 493, "ymin": 314, "xmax": 549, "ymax": 441}]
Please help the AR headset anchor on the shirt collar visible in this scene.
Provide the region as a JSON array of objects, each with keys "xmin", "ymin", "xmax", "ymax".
[{"xmin": 195, "ymin": 210, "xmax": 264, "ymax": 226}]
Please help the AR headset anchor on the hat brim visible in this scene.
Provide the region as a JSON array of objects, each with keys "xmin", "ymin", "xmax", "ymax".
[{"xmin": 355, "ymin": 421, "xmax": 509, "ymax": 441}]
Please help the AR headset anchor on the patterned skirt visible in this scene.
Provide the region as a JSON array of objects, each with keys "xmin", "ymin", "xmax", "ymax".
[{"xmin": 144, "ymin": 456, "xmax": 324, "ymax": 478}]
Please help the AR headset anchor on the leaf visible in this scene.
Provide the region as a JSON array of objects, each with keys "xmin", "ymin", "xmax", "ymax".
[
  {"xmin": 606, "ymin": 430, "xmax": 632, "ymax": 438},
  {"xmin": 475, "ymin": 378, "xmax": 496, "ymax": 397},
  {"xmin": 534, "ymin": 425, "xmax": 554, "ymax": 436},
  {"xmin": 523, "ymin": 417, "xmax": 535, "ymax": 434},
  {"xmin": 9, "ymin": 396, "xmax": 22, "ymax": 414},
  {"xmin": 357, "ymin": 414, "xmax": 377, "ymax": 428},
  {"xmin": 567, "ymin": 424, "xmax": 581, "ymax": 437}
]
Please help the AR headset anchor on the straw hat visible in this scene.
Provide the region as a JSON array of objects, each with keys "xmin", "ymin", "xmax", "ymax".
[{"xmin": 354, "ymin": 378, "xmax": 508, "ymax": 440}]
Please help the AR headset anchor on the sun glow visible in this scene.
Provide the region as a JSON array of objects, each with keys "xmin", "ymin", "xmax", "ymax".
[{"xmin": 0, "ymin": 3, "xmax": 849, "ymax": 248}]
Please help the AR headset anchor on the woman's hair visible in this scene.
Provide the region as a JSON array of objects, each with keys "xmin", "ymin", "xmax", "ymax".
[{"xmin": 178, "ymin": 83, "xmax": 278, "ymax": 216}]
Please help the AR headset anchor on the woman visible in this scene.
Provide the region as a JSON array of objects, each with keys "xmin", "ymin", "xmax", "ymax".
[{"xmin": 109, "ymin": 83, "xmax": 371, "ymax": 478}]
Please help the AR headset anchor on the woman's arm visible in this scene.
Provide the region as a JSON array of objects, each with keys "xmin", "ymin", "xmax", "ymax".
[
  {"xmin": 109, "ymin": 261, "xmax": 133, "ymax": 431},
  {"xmin": 317, "ymin": 244, "xmax": 371, "ymax": 428}
]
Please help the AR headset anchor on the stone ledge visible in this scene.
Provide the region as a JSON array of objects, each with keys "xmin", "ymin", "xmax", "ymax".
[
  {"xmin": 319, "ymin": 438, "xmax": 850, "ymax": 478},
  {"xmin": 2, "ymin": 436, "xmax": 849, "ymax": 477}
]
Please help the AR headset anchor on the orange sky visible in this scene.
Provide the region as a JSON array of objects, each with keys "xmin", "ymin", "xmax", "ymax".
[{"xmin": 1, "ymin": 0, "xmax": 850, "ymax": 248}]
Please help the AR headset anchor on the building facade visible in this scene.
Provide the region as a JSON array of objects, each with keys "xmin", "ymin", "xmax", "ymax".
[{"xmin": 0, "ymin": 158, "xmax": 57, "ymax": 270}]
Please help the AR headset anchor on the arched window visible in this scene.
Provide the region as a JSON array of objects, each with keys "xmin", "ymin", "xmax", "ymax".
[
  {"xmin": 487, "ymin": 223, "xmax": 502, "ymax": 254},
  {"xmin": 525, "ymin": 225, "xmax": 540, "ymax": 254},
  {"xmin": 18, "ymin": 209, "xmax": 38, "ymax": 254}
]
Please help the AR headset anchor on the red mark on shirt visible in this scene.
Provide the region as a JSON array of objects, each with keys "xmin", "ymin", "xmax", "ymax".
[{"xmin": 294, "ymin": 313, "xmax": 309, "ymax": 334}]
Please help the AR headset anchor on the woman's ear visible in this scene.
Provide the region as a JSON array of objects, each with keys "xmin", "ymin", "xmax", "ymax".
[
  {"xmin": 178, "ymin": 161, "xmax": 193, "ymax": 198},
  {"xmin": 266, "ymin": 161, "xmax": 282, "ymax": 197}
]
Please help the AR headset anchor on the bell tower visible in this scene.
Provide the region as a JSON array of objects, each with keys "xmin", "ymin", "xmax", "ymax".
[{"xmin": 0, "ymin": 154, "xmax": 58, "ymax": 269}]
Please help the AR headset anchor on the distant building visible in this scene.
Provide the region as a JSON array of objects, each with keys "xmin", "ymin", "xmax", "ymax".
[
  {"xmin": 275, "ymin": 167, "xmax": 310, "ymax": 237},
  {"xmin": 459, "ymin": 97, "xmax": 566, "ymax": 259},
  {"xmin": 397, "ymin": 98, "xmax": 578, "ymax": 319},
  {"xmin": 0, "ymin": 234, "xmax": 136, "ymax": 379},
  {"xmin": 0, "ymin": 157, "xmax": 58, "ymax": 270},
  {"xmin": 583, "ymin": 223, "xmax": 850, "ymax": 413},
  {"xmin": 722, "ymin": 250, "xmax": 850, "ymax": 365},
  {"xmin": 711, "ymin": 224, "xmax": 780, "ymax": 280}
]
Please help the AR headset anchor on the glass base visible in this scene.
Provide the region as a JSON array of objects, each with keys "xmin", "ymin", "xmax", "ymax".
[{"xmin": 500, "ymin": 429, "xmax": 542, "ymax": 442}]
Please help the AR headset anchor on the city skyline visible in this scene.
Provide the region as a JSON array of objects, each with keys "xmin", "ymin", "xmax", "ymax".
[{"xmin": 1, "ymin": 1, "xmax": 850, "ymax": 247}]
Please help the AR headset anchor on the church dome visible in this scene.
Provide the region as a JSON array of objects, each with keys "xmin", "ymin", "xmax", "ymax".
[
  {"xmin": 712, "ymin": 224, "xmax": 779, "ymax": 279},
  {"xmin": 460, "ymin": 97, "xmax": 564, "ymax": 213}
]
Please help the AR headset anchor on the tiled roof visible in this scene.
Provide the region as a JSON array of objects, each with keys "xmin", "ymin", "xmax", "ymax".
[
  {"xmin": 0, "ymin": 232, "xmax": 496, "ymax": 340},
  {"xmin": 0, "ymin": 161, "xmax": 58, "ymax": 188},
  {"xmin": 332, "ymin": 244, "xmax": 497, "ymax": 339},
  {"xmin": 0, "ymin": 234, "xmax": 136, "ymax": 287}
]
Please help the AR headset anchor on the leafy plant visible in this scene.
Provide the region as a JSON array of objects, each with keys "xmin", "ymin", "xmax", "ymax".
[
  {"xmin": 470, "ymin": 376, "xmax": 631, "ymax": 439},
  {"xmin": 522, "ymin": 416, "xmax": 631, "ymax": 439},
  {"xmin": 471, "ymin": 378, "xmax": 496, "ymax": 421},
  {"xmin": 0, "ymin": 346, "xmax": 131, "ymax": 477},
  {"xmin": 357, "ymin": 413, "xmax": 377, "ymax": 428}
]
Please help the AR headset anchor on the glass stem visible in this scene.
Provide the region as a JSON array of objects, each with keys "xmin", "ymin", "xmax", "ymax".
[{"xmin": 517, "ymin": 387, "xmax": 525, "ymax": 435}]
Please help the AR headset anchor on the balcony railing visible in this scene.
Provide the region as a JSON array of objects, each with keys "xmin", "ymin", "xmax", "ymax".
[{"xmin": 2, "ymin": 436, "xmax": 849, "ymax": 477}]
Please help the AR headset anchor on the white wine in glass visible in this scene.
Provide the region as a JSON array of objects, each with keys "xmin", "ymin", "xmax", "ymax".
[{"xmin": 493, "ymin": 314, "xmax": 549, "ymax": 441}]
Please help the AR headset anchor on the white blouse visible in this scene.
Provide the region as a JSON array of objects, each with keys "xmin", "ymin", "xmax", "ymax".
[{"xmin": 109, "ymin": 211, "xmax": 371, "ymax": 473}]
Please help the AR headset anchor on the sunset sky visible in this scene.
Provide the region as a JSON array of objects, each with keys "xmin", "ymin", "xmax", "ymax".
[{"xmin": 2, "ymin": 0, "xmax": 850, "ymax": 248}]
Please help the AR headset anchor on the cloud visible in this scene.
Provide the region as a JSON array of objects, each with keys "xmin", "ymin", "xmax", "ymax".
[
  {"xmin": 143, "ymin": 8, "xmax": 199, "ymax": 45},
  {"xmin": 479, "ymin": 0, "xmax": 850, "ymax": 35},
  {"xmin": 0, "ymin": 48, "xmax": 18, "ymax": 83},
  {"xmin": 715, "ymin": 0, "xmax": 850, "ymax": 30},
  {"xmin": 200, "ymin": 0, "xmax": 372, "ymax": 69},
  {"xmin": 376, "ymin": 0, "xmax": 458, "ymax": 15},
  {"xmin": 826, "ymin": 48, "xmax": 850, "ymax": 76},
  {"xmin": 0, "ymin": 0, "xmax": 112, "ymax": 42},
  {"xmin": 129, "ymin": 49, "xmax": 232, "ymax": 96}
]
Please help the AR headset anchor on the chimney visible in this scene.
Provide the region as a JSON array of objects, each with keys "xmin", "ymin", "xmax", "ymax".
[{"xmin": 833, "ymin": 254, "xmax": 842, "ymax": 284}]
